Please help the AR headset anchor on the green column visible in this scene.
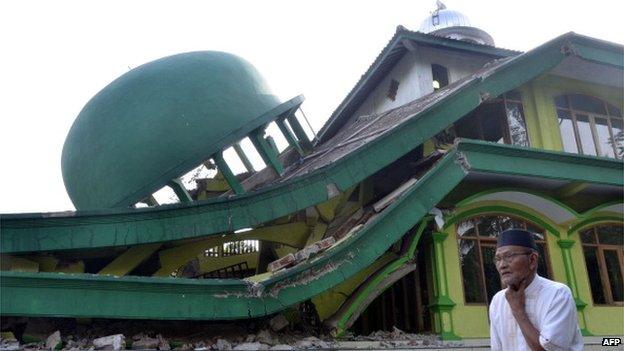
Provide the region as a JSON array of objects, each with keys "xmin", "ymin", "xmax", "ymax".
[
  {"xmin": 233, "ymin": 142, "xmax": 255, "ymax": 173},
  {"xmin": 213, "ymin": 152, "xmax": 245, "ymax": 195},
  {"xmin": 276, "ymin": 118, "xmax": 305, "ymax": 156},
  {"xmin": 557, "ymin": 239, "xmax": 592, "ymax": 336},
  {"xmin": 430, "ymin": 232, "xmax": 461, "ymax": 340},
  {"xmin": 167, "ymin": 178, "xmax": 193, "ymax": 203},
  {"xmin": 250, "ymin": 127, "xmax": 284, "ymax": 175}
]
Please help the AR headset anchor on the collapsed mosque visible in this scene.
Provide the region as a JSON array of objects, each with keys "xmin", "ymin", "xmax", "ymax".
[{"xmin": 2, "ymin": 2, "xmax": 623, "ymax": 342}]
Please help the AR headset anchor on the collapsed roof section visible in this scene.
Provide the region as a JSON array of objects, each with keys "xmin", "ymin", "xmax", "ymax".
[
  {"xmin": 2, "ymin": 32, "xmax": 623, "ymax": 255},
  {"xmin": 2, "ymin": 140, "xmax": 622, "ymax": 320}
]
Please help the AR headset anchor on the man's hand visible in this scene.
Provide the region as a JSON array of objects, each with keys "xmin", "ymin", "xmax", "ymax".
[
  {"xmin": 505, "ymin": 280, "xmax": 545, "ymax": 351},
  {"xmin": 505, "ymin": 281, "xmax": 526, "ymax": 316}
]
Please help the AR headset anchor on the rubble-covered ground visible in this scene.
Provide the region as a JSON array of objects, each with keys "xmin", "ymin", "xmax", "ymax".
[{"xmin": 0, "ymin": 317, "xmax": 452, "ymax": 350}]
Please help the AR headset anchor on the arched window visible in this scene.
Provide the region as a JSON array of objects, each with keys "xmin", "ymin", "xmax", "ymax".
[
  {"xmin": 555, "ymin": 94, "xmax": 623, "ymax": 158},
  {"xmin": 580, "ymin": 224, "xmax": 623, "ymax": 305},
  {"xmin": 456, "ymin": 214, "xmax": 551, "ymax": 304}
]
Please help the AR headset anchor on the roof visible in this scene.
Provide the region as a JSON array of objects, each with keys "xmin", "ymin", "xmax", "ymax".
[
  {"xmin": 3, "ymin": 33, "xmax": 623, "ymax": 255},
  {"xmin": 315, "ymin": 25, "xmax": 522, "ymax": 143}
]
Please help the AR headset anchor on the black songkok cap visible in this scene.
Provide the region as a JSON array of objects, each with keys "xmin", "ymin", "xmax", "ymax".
[{"xmin": 497, "ymin": 229, "xmax": 537, "ymax": 250}]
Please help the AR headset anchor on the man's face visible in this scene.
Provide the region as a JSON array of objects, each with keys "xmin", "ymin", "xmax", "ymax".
[{"xmin": 495, "ymin": 245, "xmax": 538, "ymax": 289}]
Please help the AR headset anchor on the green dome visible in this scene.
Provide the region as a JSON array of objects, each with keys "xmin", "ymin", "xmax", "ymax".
[{"xmin": 62, "ymin": 51, "xmax": 281, "ymax": 210}]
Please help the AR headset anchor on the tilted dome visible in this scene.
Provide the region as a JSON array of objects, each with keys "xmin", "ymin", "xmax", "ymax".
[
  {"xmin": 62, "ymin": 51, "xmax": 281, "ymax": 210},
  {"xmin": 418, "ymin": 3, "xmax": 495, "ymax": 46}
]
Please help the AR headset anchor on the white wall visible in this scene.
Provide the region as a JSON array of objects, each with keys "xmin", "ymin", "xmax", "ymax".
[{"xmin": 350, "ymin": 45, "xmax": 493, "ymax": 120}]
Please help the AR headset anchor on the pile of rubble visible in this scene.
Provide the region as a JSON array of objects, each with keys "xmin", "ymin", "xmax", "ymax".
[{"xmin": 1, "ymin": 316, "xmax": 449, "ymax": 350}]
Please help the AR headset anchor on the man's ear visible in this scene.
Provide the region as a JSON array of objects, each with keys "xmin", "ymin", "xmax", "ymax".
[{"xmin": 529, "ymin": 251, "xmax": 539, "ymax": 270}]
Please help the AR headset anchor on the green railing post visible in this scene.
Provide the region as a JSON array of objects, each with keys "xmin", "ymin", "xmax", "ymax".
[
  {"xmin": 286, "ymin": 114, "xmax": 313, "ymax": 152},
  {"xmin": 430, "ymin": 232, "xmax": 461, "ymax": 340},
  {"xmin": 250, "ymin": 128, "xmax": 284, "ymax": 175},
  {"xmin": 557, "ymin": 239, "xmax": 592, "ymax": 336},
  {"xmin": 167, "ymin": 178, "xmax": 193, "ymax": 203},
  {"xmin": 213, "ymin": 152, "xmax": 245, "ymax": 195},
  {"xmin": 233, "ymin": 142, "xmax": 255, "ymax": 173},
  {"xmin": 276, "ymin": 118, "xmax": 305, "ymax": 156}
]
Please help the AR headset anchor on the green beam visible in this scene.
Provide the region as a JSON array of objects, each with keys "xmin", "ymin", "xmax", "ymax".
[
  {"xmin": 249, "ymin": 127, "xmax": 284, "ymax": 175},
  {"xmin": 233, "ymin": 142, "xmax": 255, "ymax": 173},
  {"xmin": 213, "ymin": 152, "xmax": 244, "ymax": 195},
  {"xmin": 167, "ymin": 178, "xmax": 193, "ymax": 203}
]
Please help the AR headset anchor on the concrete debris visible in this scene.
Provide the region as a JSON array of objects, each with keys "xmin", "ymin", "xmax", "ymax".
[
  {"xmin": 21, "ymin": 342, "xmax": 45, "ymax": 351},
  {"xmin": 314, "ymin": 237, "xmax": 335, "ymax": 251},
  {"xmin": 255, "ymin": 330, "xmax": 276, "ymax": 346},
  {"xmin": 0, "ymin": 332, "xmax": 19, "ymax": 351},
  {"xmin": 131, "ymin": 335, "xmax": 159, "ymax": 349},
  {"xmin": 293, "ymin": 336, "xmax": 330, "ymax": 349},
  {"xmin": 63, "ymin": 337, "xmax": 91, "ymax": 351},
  {"xmin": 45, "ymin": 331, "xmax": 61, "ymax": 350},
  {"xmin": 294, "ymin": 237, "xmax": 336, "ymax": 263},
  {"xmin": 214, "ymin": 339, "xmax": 232, "ymax": 350},
  {"xmin": 233, "ymin": 342, "xmax": 268, "ymax": 350},
  {"xmin": 267, "ymin": 254, "xmax": 295, "ymax": 272},
  {"xmin": 268, "ymin": 345, "xmax": 293, "ymax": 350},
  {"xmin": 268, "ymin": 315, "xmax": 289, "ymax": 332},
  {"xmin": 0, "ymin": 338, "xmax": 20, "ymax": 351},
  {"xmin": 293, "ymin": 245, "xmax": 319, "ymax": 263},
  {"xmin": 269, "ymin": 237, "xmax": 337, "ymax": 273},
  {"xmin": 92, "ymin": 334, "xmax": 125, "ymax": 351},
  {"xmin": 2, "ymin": 318, "xmax": 450, "ymax": 350}
]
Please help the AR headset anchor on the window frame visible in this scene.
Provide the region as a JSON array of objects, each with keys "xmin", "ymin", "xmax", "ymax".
[
  {"xmin": 452, "ymin": 91, "xmax": 531, "ymax": 147},
  {"xmin": 456, "ymin": 213, "xmax": 552, "ymax": 306},
  {"xmin": 580, "ymin": 223, "xmax": 624, "ymax": 306},
  {"xmin": 555, "ymin": 94, "xmax": 623, "ymax": 159}
]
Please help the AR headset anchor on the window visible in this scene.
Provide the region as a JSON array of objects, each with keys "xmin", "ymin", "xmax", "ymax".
[
  {"xmin": 456, "ymin": 215, "xmax": 551, "ymax": 304},
  {"xmin": 431, "ymin": 64, "xmax": 449, "ymax": 91},
  {"xmin": 453, "ymin": 91, "xmax": 529, "ymax": 147},
  {"xmin": 580, "ymin": 224, "xmax": 624, "ymax": 305},
  {"xmin": 555, "ymin": 94, "xmax": 623, "ymax": 158},
  {"xmin": 387, "ymin": 79, "xmax": 399, "ymax": 101}
]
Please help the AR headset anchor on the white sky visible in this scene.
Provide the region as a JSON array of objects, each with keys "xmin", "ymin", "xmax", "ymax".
[{"xmin": 1, "ymin": 0, "xmax": 622, "ymax": 214}]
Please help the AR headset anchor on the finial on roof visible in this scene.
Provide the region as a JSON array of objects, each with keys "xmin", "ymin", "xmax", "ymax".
[
  {"xmin": 436, "ymin": 1, "xmax": 447, "ymax": 11},
  {"xmin": 418, "ymin": 2, "xmax": 495, "ymax": 46}
]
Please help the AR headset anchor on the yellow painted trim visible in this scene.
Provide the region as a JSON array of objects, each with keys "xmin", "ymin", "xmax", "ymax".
[{"xmin": 98, "ymin": 243, "xmax": 162, "ymax": 276}]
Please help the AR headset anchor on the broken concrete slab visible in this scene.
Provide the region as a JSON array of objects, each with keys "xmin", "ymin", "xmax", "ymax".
[
  {"xmin": 267, "ymin": 254, "xmax": 295, "ymax": 273},
  {"xmin": 232, "ymin": 342, "xmax": 268, "ymax": 350},
  {"xmin": 294, "ymin": 237, "xmax": 336, "ymax": 263},
  {"xmin": 131, "ymin": 336, "xmax": 159, "ymax": 350},
  {"xmin": 92, "ymin": 334, "xmax": 125, "ymax": 351},
  {"xmin": 214, "ymin": 339, "xmax": 231, "ymax": 350},
  {"xmin": 45, "ymin": 330, "xmax": 61, "ymax": 350},
  {"xmin": 268, "ymin": 315, "xmax": 289, "ymax": 332}
]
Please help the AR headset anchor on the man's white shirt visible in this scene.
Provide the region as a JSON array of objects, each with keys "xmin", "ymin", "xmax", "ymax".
[{"xmin": 489, "ymin": 275, "xmax": 583, "ymax": 350}]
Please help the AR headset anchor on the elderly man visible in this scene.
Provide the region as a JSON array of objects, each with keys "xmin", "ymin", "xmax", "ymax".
[{"xmin": 489, "ymin": 229, "xmax": 583, "ymax": 350}]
